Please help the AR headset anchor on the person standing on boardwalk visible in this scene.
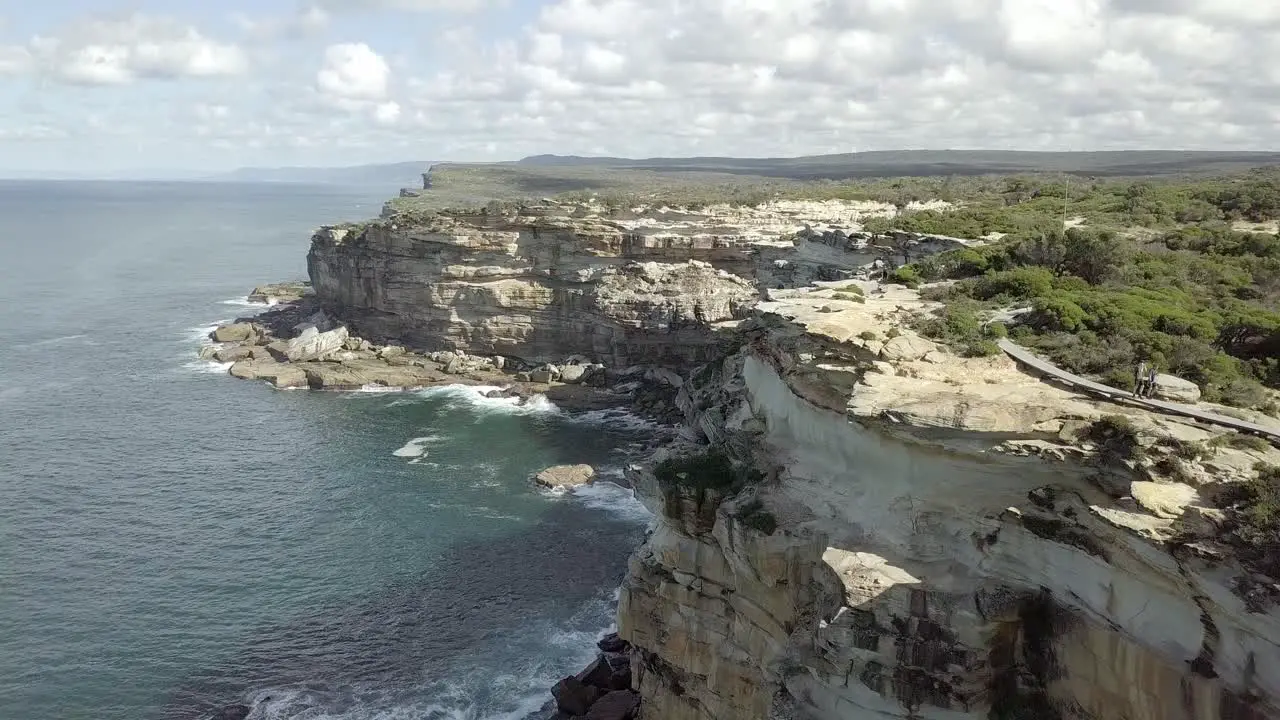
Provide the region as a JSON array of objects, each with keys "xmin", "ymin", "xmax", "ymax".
[
  {"xmin": 1147, "ymin": 365, "xmax": 1159, "ymax": 398},
  {"xmin": 1134, "ymin": 361, "xmax": 1148, "ymax": 396}
]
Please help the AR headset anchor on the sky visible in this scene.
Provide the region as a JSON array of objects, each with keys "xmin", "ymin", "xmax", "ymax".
[{"xmin": 1, "ymin": 0, "xmax": 1278, "ymax": 175}]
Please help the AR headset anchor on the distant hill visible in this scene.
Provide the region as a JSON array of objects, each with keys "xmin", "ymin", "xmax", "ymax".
[
  {"xmin": 514, "ymin": 150, "xmax": 1280, "ymax": 179},
  {"xmin": 212, "ymin": 161, "xmax": 433, "ymax": 186}
]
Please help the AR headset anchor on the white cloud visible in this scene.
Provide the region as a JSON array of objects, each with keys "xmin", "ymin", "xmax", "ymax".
[
  {"xmin": 374, "ymin": 100, "xmax": 401, "ymax": 124},
  {"xmin": 233, "ymin": 5, "xmax": 330, "ymax": 41},
  {"xmin": 311, "ymin": 0, "xmax": 494, "ymax": 12},
  {"xmin": 6, "ymin": 0, "xmax": 1280, "ymax": 172},
  {"xmin": 0, "ymin": 45, "xmax": 32, "ymax": 75},
  {"xmin": 317, "ymin": 42, "xmax": 390, "ymax": 100},
  {"xmin": 26, "ymin": 15, "xmax": 247, "ymax": 85}
]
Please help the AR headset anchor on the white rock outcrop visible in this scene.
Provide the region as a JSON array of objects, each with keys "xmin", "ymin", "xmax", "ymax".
[{"xmin": 1153, "ymin": 373, "xmax": 1203, "ymax": 403}]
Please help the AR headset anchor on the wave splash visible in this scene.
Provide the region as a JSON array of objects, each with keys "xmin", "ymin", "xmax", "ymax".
[{"xmin": 238, "ymin": 590, "xmax": 620, "ymax": 720}]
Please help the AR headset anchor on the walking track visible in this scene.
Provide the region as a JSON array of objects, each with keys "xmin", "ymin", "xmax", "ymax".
[{"xmin": 997, "ymin": 339, "xmax": 1280, "ymax": 444}]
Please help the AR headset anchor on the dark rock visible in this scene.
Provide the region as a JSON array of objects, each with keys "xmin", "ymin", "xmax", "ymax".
[
  {"xmin": 210, "ymin": 704, "xmax": 251, "ymax": 720},
  {"xmin": 597, "ymin": 632, "xmax": 627, "ymax": 653},
  {"xmin": 584, "ymin": 690, "xmax": 640, "ymax": 720},
  {"xmin": 608, "ymin": 668, "xmax": 632, "ymax": 691},
  {"xmin": 603, "ymin": 652, "xmax": 630, "ymax": 672},
  {"xmin": 551, "ymin": 677, "xmax": 600, "ymax": 716},
  {"xmin": 575, "ymin": 657, "xmax": 613, "ymax": 690}
]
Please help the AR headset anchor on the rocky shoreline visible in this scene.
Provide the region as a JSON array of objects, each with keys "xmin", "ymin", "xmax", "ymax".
[
  {"xmin": 195, "ymin": 180, "xmax": 1280, "ymax": 720},
  {"xmin": 200, "ymin": 283, "xmax": 685, "ymax": 423}
]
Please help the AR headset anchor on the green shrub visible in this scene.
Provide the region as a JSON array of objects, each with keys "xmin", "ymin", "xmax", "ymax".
[
  {"xmin": 1155, "ymin": 456, "xmax": 1196, "ymax": 484},
  {"xmin": 1209, "ymin": 433, "xmax": 1272, "ymax": 453},
  {"xmin": 858, "ymin": 330, "xmax": 879, "ymax": 341},
  {"xmin": 971, "ymin": 267, "xmax": 1055, "ymax": 300},
  {"xmin": 1084, "ymin": 416, "xmax": 1143, "ymax": 461},
  {"xmin": 888, "ymin": 266, "xmax": 922, "ymax": 288},
  {"xmin": 1157, "ymin": 437, "xmax": 1210, "ymax": 460},
  {"xmin": 654, "ymin": 451, "xmax": 741, "ymax": 491},
  {"xmin": 984, "ymin": 322, "xmax": 1009, "ymax": 338},
  {"xmin": 734, "ymin": 498, "xmax": 778, "ymax": 535},
  {"xmin": 963, "ymin": 340, "xmax": 1002, "ymax": 358}
]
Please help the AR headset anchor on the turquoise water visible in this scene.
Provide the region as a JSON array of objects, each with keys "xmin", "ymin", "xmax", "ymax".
[{"xmin": 0, "ymin": 181, "xmax": 654, "ymax": 720}]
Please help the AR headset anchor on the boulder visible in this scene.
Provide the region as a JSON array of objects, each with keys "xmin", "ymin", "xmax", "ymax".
[
  {"xmin": 444, "ymin": 357, "xmax": 465, "ymax": 374},
  {"xmin": 300, "ymin": 359, "xmax": 445, "ymax": 390},
  {"xmin": 1152, "ymin": 373, "xmax": 1201, "ymax": 403},
  {"xmin": 296, "ymin": 310, "xmax": 333, "ymax": 332},
  {"xmin": 644, "ymin": 367, "xmax": 684, "ymax": 388},
  {"xmin": 576, "ymin": 657, "xmax": 613, "ymax": 690},
  {"xmin": 551, "ymin": 677, "xmax": 600, "ymax": 716},
  {"xmin": 229, "ymin": 359, "xmax": 307, "ymax": 389},
  {"xmin": 584, "ymin": 690, "xmax": 640, "ymax": 720},
  {"xmin": 880, "ymin": 334, "xmax": 936, "ymax": 362},
  {"xmin": 559, "ymin": 364, "xmax": 588, "ymax": 384},
  {"xmin": 534, "ymin": 464, "xmax": 596, "ymax": 489},
  {"xmin": 491, "ymin": 356, "xmax": 506, "ymax": 370},
  {"xmin": 212, "ymin": 345, "xmax": 255, "ymax": 363},
  {"xmin": 529, "ymin": 369, "xmax": 556, "ymax": 384},
  {"xmin": 608, "ymin": 668, "xmax": 631, "ymax": 691},
  {"xmin": 248, "ymin": 281, "xmax": 309, "ymax": 304},
  {"xmin": 211, "ymin": 323, "xmax": 256, "ymax": 343},
  {"xmin": 267, "ymin": 326, "xmax": 349, "ymax": 362},
  {"xmin": 597, "ymin": 632, "xmax": 628, "ymax": 653},
  {"xmin": 378, "ymin": 345, "xmax": 407, "ymax": 359}
]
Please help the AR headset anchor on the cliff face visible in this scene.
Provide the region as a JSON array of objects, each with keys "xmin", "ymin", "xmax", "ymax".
[
  {"xmin": 306, "ymin": 209, "xmax": 761, "ymax": 368},
  {"xmin": 304, "ymin": 194, "xmax": 1280, "ymax": 720},
  {"xmin": 304, "ymin": 198, "xmax": 971, "ymax": 368},
  {"xmin": 618, "ymin": 288, "xmax": 1280, "ymax": 720}
]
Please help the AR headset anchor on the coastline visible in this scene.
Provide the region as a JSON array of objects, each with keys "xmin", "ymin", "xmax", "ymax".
[{"xmin": 194, "ymin": 284, "xmax": 663, "ymax": 720}]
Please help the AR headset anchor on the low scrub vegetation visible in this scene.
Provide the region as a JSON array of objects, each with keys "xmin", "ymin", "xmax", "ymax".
[
  {"xmin": 886, "ymin": 173, "xmax": 1280, "ymax": 411},
  {"xmin": 1083, "ymin": 416, "xmax": 1144, "ymax": 462},
  {"xmin": 1216, "ymin": 463, "xmax": 1280, "ymax": 582},
  {"xmin": 734, "ymin": 498, "xmax": 778, "ymax": 535}
]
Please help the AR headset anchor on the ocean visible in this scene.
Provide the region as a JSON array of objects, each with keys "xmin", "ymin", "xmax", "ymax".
[{"xmin": 0, "ymin": 180, "xmax": 655, "ymax": 720}]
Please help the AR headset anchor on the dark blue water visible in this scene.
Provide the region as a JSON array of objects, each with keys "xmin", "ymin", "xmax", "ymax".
[{"xmin": 0, "ymin": 181, "xmax": 653, "ymax": 720}]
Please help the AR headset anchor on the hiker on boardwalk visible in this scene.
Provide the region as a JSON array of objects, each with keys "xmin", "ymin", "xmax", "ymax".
[
  {"xmin": 1134, "ymin": 361, "xmax": 1148, "ymax": 397},
  {"xmin": 1146, "ymin": 365, "xmax": 1159, "ymax": 398}
]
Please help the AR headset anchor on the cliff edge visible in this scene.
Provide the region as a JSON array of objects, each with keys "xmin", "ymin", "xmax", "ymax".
[{"xmin": 242, "ymin": 171, "xmax": 1280, "ymax": 720}]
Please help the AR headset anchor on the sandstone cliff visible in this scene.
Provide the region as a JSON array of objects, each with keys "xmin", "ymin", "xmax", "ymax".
[
  {"xmin": 618, "ymin": 285, "xmax": 1280, "ymax": 720},
  {"xmin": 296, "ymin": 187, "xmax": 1280, "ymax": 720},
  {"xmin": 304, "ymin": 197, "xmax": 967, "ymax": 369}
]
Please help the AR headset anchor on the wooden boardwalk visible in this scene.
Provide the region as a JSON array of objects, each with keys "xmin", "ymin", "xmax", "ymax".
[{"xmin": 997, "ymin": 339, "xmax": 1280, "ymax": 443}]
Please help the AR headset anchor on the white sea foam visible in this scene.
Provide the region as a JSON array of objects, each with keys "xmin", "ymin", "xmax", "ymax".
[
  {"xmin": 340, "ymin": 384, "xmax": 409, "ymax": 398},
  {"xmin": 391, "ymin": 435, "xmax": 445, "ymax": 458},
  {"xmin": 241, "ymin": 588, "xmax": 621, "ymax": 720},
  {"xmin": 568, "ymin": 407, "xmax": 663, "ymax": 433},
  {"xmin": 181, "ymin": 359, "xmax": 235, "ymax": 375},
  {"xmin": 414, "ymin": 384, "xmax": 564, "ymax": 419},
  {"xmin": 13, "ymin": 333, "xmax": 89, "ymax": 350},
  {"xmin": 219, "ymin": 296, "xmax": 270, "ymax": 308},
  {"xmin": 572, "ymin": 477, "xmax": 653, "ymax": 524},
  {"xmin": 183, "ymin": 322, "xmax": 224, "ymax": 345}
]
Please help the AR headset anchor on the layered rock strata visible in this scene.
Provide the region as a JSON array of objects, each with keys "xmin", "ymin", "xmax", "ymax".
[
  {"xmin": 617, "ymin": 284, "xmax": 1280, "ymax": 720},
  {"xmin": 215, "ymin": 190, "xmax": 1280, "ymax": 720},
  {"xmin": 304, "ymin": 199, "xmax": 970, "ymax": 369}
]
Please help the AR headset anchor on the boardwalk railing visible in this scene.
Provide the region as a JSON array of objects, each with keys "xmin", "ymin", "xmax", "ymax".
[{"xmin": 997, "ymin": 339, "xmax": 1280, "ymax": 443}]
